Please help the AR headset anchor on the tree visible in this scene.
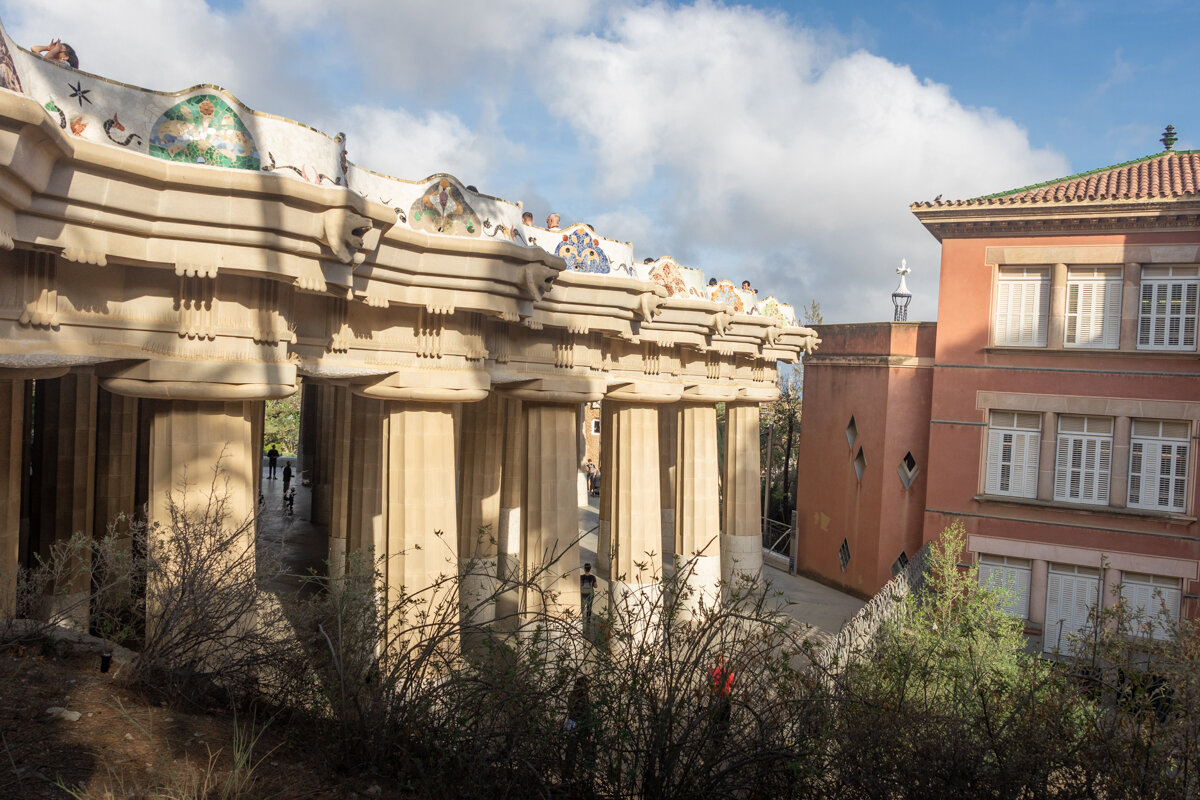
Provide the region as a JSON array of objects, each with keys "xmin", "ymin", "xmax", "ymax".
[
  {"xmin": 761, "ymin": 370, "xmax": 802, "ymax": 522},
  {"xmin": 801, "ymin": 299, "xmax": 823, "ymax": 326},
  {"xmin": 264, "ymin": 391, "xmax": 301, "ymax": 455}
]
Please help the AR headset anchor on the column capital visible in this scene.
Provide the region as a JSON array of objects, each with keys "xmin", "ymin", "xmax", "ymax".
[
  {"xmin": 680, "ymin": 385, "xmax": 739, "ymax": 403},
  {"xmin": 101, "ymin": 359, "xmax": 297, "ymax": 401},
  {"xmin": 605, "ymin": 379, "xmax": 683, "ymax": 404},
  {"xmin": 733, "ymin": 386, "xmax": 777, "ymax": 403},
  {"xmin": 351, "ymin": 369, "xmax": 489, "ymax": 403},
  {"xmin": 493, "ymin": 374, "xmax": 605, "ymax": 404}
]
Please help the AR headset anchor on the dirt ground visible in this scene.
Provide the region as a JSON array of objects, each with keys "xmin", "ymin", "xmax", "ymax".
[{"xmin": 0, "ymin": 645, "xmax": 404, "ymax": 799}]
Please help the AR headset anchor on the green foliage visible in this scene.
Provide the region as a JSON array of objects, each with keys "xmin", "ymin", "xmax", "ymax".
[{"xmin": 263, "ymin": 392, "xmax": 301, "ymax": 455}]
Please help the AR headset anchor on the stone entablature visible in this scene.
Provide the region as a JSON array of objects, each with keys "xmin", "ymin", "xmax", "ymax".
[{"xmin": 0, "ymin": 19, "xmax": 798, "ymax": 325}]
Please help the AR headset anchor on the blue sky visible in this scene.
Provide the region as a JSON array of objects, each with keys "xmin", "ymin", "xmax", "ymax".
[{"xmin": 3, "ymin": 0, "xmax": 1195, "ymax": 323}]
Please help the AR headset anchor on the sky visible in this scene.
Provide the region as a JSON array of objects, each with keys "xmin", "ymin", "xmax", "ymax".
[{"xmin": 2, "ymin": 0, "xmax": 1196, "ymax": 324}]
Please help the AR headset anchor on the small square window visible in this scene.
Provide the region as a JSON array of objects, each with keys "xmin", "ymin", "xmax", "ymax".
[
  {"xmin": 590, "ymin": 419, "xmax": 601, "ymax": 435},
  {"xmin": 897, "ymin": 451, "xmax": 919, "ymax": 489},
  {"xmin": 853, "ymin": 448, "xmax": 866, "ymax": 481},
  {"xmin": 838, "ymin": 538, "xmax": 851, "ymax": 572},
  {"xmin": 846, "ymin": 416, "xmax": 858, "ymax": 449}
]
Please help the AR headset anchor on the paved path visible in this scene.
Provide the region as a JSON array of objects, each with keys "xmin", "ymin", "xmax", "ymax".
[{"xmin": 254, "ymin": 476, "xmax": 865, "ymax": 641}]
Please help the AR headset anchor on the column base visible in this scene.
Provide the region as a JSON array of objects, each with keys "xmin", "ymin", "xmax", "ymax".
[
  {"xmin": 460, "ymin": 555, "xmax": 498, "ymax": 626},
  {"xmin": 721, "ymin": 533, "xmax": 763, "ymax": 587},
  {"xmin": 660, "ymin": 509, "xmax": 675, "ymax": 560},
  {"xmin": 329, "ymin": 537, "xmax": 347, "ymax": 578},
  {"xmin": 677, "ymin": 553, "xmax": 721, "ymax": 617}
]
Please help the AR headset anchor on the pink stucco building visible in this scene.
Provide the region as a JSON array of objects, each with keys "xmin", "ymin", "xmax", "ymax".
[{"xmin": 796, "ymin": 143, "xmax": 1200, "ymax": 650}]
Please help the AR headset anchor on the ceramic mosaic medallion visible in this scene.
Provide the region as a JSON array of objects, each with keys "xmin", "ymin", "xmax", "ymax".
[
  {"xmin": 708, "ymin": 280, "xmax": 745, "ymax": 313},
  {"xmin": 649, "ymin": 261, "xmax": 688, "ymax": 297},
  {"xmin": 0, "ymin": 35, "xmax": 21, "ymax": 94},
  {"xmin": 556, "ymin": 227, "xmax": 611, "ymax": 274},
  {"xmin": 410, "ymin": 179, "xmax": 480, "ymax": 236},
  {"xmin": 149, "ymin": 94, "xmax": 260, "ymax": 170},
  {"xmin": 756, "ymin": 297, "xmax": 796, "ymax": 325}
]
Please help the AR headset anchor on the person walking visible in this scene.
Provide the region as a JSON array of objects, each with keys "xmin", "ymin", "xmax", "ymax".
[
  {"xmin": 266, "ymin": 445, "xmax": 280, "ymax": 479},
  {"xmin": 282, "ymin": 461, "xmax": 293, "ymax": 494},
  {"xmin": 580, "ymin": 563, "xmax": 597, "ymax": 621}
]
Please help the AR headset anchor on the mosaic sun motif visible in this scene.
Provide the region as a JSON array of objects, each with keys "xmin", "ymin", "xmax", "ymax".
[
  {"xmin": 409, "ymin": 179, "xmax": 480, "ymax": 237},
  {"xmin": 556, "ymin": 227, "xmax": 611, "ymax": 274},
  {"xmin": 708, "ymin": 280, "xmax": 744, "ymax": 313},
  {"xmin": 0, "ymin": 35, "xmax": 21, "ymax": 94},
  {"xmin": 149, "ymin": 94, "xmax": 260, "ymax": 170}
]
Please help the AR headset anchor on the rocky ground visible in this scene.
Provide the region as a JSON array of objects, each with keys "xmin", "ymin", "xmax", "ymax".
[{"xmin": 0, "ymin": 643, "xmax": 404, "ymax": 800}]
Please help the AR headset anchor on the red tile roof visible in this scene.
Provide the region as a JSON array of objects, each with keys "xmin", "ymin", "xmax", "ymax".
[{"xmin": 913, "ymin": 150, "xmax": 1200, "ymax": 208}]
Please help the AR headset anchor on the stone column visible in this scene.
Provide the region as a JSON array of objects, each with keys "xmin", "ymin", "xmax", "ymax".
[
  {"xmin": 297, "ymin": 381, "xmax": 318, "ymax": 486},
  {"xmin": 723, "ymin": 400, "xmax": 763, "ymax": 584},
  {"xmin": 380, "ymin": 402, "xmax": 459, "ymax": 621},
  {"xmin": 1048, "ymin": 262, "xmax": 1068, "ymax": 349},
  {"xmin": 34, "ymin": 373, "xmax": 98, "ymax": 628},
  {"xmin": 596, "ymin": 400, "xmax": 615, "ymax": 578},
  {"xmin": 93, "ymin": 388, "xmax": 139, "ymax": 602},
  {"xmin": 675, "ymin": 396, "xmax": 724, "ymax": 614},
  {"xmin": 325, "ymin": 385, "xmax": 353, "ymax": 576},
  {"xmin": 1110, "ymin": 416, "xmax": 1132, "ymax": 508},
  {"xmin": 1037, "ymin": 411, "xmax": 1058, "ymax": 501},
  {"xmin": 1119, "ymin": 262, "xmax": 1141, "ymax": 352},
  {"xmin": 1029, "ymin": 559, "xmax": 1048, "ymax": 627},
  {"xmin": 659, "ymin": 405, "xmax": 678, "ymax": 560},
  {"xmin": 523, "ymin": 403, "xmax": 582, "ymax": 618},
  {"xmin": 0, "ymin": 379, "xmax": 24, "ymax": 617},
  {"xmin": 145, "ymin": 398, "xmax": 262, "ymax": 640},
  {"xmin": 458, "ymin": 393, "xmax": 504, "ymax": 624},
  {"xmin": 496, "ymin": 397, "xmax": 525, "ymax": 626},
  {"xmin": 346, "ymin": 394, "xmax": 384, "ymax": 566},
  {"xmin": 607, "ymin": 400, "xmax": 665, "ymax": 612}
]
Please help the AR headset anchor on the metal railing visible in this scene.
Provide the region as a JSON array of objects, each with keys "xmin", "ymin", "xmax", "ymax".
[{"xmin": 761, "ymin": 517, "xmax": 792, "ymax": 557}]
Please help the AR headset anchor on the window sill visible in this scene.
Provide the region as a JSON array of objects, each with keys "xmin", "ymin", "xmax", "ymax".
[
  {"xmin": 984, "ymin": 346, "xmax": 1199, "ymax": 358},
  {"xmin": 973, "ymin": 493, "xmax": 1196, "ymax": 524}
]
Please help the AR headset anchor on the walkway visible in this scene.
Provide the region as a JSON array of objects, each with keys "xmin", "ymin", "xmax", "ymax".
[{"xmin": 254, "ymin": 473, "xmax": 865, "ymax": 641}]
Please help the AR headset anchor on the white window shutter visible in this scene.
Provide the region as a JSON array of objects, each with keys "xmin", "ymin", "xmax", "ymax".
[
  {"xmin": 1096, "ymin": 437, "xmax": 1111, "ymax": 503},
  {"xmin": 985, "ymin": 429, "xmax": 1004, "ymax": 493},
  {"xmin": 1102, "ymin": 278, "xmax": 1122, "ymax": 348},
  {"xmin": 1054, "ymin": 436, "xmax": 1071, "ymax": 500}
]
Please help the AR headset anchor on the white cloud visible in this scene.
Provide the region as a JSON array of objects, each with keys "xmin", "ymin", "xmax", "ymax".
[
  {"xmin": 539, "ymin": 1, "xmax": 1069, "ymax": 322},
  {"xmin": 331, "ymin": 105, "xmax": 492, "ymax": 184}
]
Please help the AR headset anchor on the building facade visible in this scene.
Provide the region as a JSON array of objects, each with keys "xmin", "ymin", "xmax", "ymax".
[{"xmin": 797, "ymin": 145, "xmax": 1200, "ymax": 649}]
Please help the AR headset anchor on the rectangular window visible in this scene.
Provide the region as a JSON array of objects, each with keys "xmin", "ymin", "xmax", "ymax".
[
  {"xmin": 984, "ymin": 411, "xmax": 1041, "ymax": 498},
  {"xmin": 994, "ymin": 267, "xmax": 1049, "ymax": 346},
  {"xmin": 979, "ymin": 555, "xmax": 1032, "ymax": 619},
  {"xmin": 1129, "ymin": 419, "xmax": 1191, "ymax": 512},
  {"xmin": 1120, "ymin": 572, "xmax": 1182, "ymax": 641},
  {"xmin": 1054, "ymin": 415, "xmax": 1113, "ymax": 505},
  {"xmin": 1138, "ymin": 266, "xmax": 1199, "ymax": 350},
  {"xmin": 1065, "ymin": 267, "xmax": 1122, "ymax": 349},
  {"xmin": 1045, "ymin": 564, "xmax": 1100, "ymax": 653}
]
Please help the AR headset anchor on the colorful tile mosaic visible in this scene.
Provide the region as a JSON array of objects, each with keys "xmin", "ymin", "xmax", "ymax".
[
  {"xmin": 756, "ymin": 297, "xmax": 797, "ymax": 326},
  {"xmin": 556, "ymin": 226, "xmax": 611, "ymax": 274},
  {"xmin": 410, "ymin": 179, "xmax": 481, "ymax": 236},
  {"xmin": 708, "ymin": 280, "xmax": 745, "ymax": 313},
  {"xmin": 149, "ymin": 94, "xmax": 260, "ymax": 170}
]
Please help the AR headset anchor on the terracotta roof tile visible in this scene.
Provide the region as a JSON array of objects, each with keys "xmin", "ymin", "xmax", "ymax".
[{"xmin": 912, "ymin": 150, "xmax": 1200, "ymax": 208}]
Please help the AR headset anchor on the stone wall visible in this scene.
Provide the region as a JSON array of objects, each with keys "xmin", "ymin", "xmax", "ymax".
[{"xmin": 815, "ymin": 542, "xmax": 930, "ymax": 675}]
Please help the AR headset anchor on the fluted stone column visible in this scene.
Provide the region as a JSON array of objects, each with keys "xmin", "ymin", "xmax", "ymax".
[
  {"xmin": 523, "ymin": 402, "xmax": 582, "ymax": 618},
  {"xmin": 34, "ymin": 373, "xmax": 98, "ymax": 627},
  {"xmin": 723, "ymin": 401, "xmax": 763, "ymax": 584},
  {"xmin": 94, "ymin": 389, "xmax": 139, "ymax": 601},
  {"xmin": 496, "ymin": 397, "xmax": 525, "ymax": 625},
  {"xmin": 675, "ymin": 399, "xmax": 723, "ymax": 613},
  {"xmin": 346, "ymin": 395, "xmax": 384, "ymax": 565},
  {"xmin": 607, "ymin": 401, "xmax": 664, "ymax": 612},
  {"xmin": 596, "ymin": 400, "xmax": 615, "ymax": 578},
  {"xmin": 325, "ymin": 385, "xmax": 353, "ymax": 576},
  {"xmin": 380, "ymin": 402, "xmax": 459, "ymax": 621},
  {"xmin": 659, "ymin": 405, "xmax": 678, "ymax": 560},
  {"xmin": 0, "ymin": 379, "xmax": 24, "ymax": 616},
  {"xmin": 145, "ymin": 399, "xmax": 262, "ymax": 638},
  {"xmin": 458, "ymin": 393, "xmax": 504, "ymax": 624}
]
